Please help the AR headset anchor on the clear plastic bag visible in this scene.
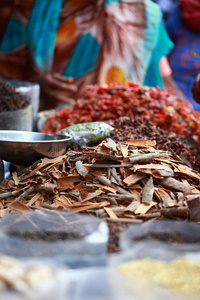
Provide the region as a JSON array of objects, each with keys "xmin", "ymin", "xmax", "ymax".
[
  {"xmin": 0, "ymin": 210, "xmax": 109, "ymax": 268},
  {"xmin": 63, "ymin": 266, "xmax": 178, "ymax": 300},
  {"xmin": 119, "ymin": 220, "xmax": 200, "ymax": 256},
  {"xmin": 108, "ymin": 220, "xmax": 200, "ymax": 300},
  {"xmin": 0, "ymin": 254, "xmax": 69, "ymax": 300},
  {"xmin": 0, "ymin": 104, "xmax": 32, "ymax": 131},
  {"xmin": 60, "ymin": 122, "xmax": 114, "ymax": 147},
  {"xmin": 3, "ymin": 79, "xmax": 40, "ymax": 131}
]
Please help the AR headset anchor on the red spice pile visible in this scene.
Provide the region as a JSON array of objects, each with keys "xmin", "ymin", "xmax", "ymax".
[{"xmin": 42, "ymin": 81, "xmax": 200, "ymax": 145}]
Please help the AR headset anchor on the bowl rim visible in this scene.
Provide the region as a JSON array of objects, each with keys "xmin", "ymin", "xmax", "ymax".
[{"xmin": 0, "ymin": 130, "xmax": 71, "ymax": 143}]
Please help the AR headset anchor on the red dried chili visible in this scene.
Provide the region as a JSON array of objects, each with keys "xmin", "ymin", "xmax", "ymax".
[{"xmin": 42, "ymin": 81, "xmax": 200, "ymax": 145}]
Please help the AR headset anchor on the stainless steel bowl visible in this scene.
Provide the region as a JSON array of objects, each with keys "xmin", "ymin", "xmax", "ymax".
[{"xmin": 0, "ymin": 130, "xmax": 71, "ymax": 166}]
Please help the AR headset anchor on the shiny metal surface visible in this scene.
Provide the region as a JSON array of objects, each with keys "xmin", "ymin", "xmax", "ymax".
[
  {"xmin": 0, "ymin": 130, "xmax": 71, "ymax": 166},
  {"xmin": 0, "ymin": 158, "xmax": 4, "ymax": 182}
]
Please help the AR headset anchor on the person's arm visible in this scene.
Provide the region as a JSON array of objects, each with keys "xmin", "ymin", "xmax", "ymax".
[
  {"xmin": 191, "ymin": 72, "xmax": 200, "ymax": 103},
  {"xmin": 159, "ymin": 56, "xmax": 187, "ymax": 100},
  {"xmin": 37, "ymin": 73, "xmax": 78, "ymax": 110}
]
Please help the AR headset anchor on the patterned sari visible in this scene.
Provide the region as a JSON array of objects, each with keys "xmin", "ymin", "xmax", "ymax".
[{"xmin": 0, "ymin": 0, "xmax": 173, "ymax": 109}]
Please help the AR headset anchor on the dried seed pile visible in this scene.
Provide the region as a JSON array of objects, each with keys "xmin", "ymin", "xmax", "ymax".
[
  {"xmin": 108, "ymin": 117, "xmax": 200, "ymax": 172},
  {"xmin": 119, "ymin": 258, "xmax": 200, "ymax": 296},
  {"xmin": 42, "ymin": 82, "xmax": 200, "ymax": 146},
  {"xmin": 0, "ymin": 139, "xmax": 200, "ymax": 224},
  {"xmin": 0, "ymin": 82, "xmax": 30, "ymax": 112}
]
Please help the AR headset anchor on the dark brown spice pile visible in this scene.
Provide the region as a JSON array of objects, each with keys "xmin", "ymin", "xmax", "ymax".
[
  {"xmin": 108, "ymin": 117, "xmax": 200, "ymax": 173},
  {"xmin": 132, "ymin": 232, "xmax": 200, "ymax": 244},
  {"xmin": 0, "ymin": 82, "xmax": 30, "ymax": 112},
  {"xmin": 106, "ymin": 220, "xmax": 130, "ymax": 253},
  {"xmin": 7, "ymin": 230, "xmax": 86, "ymax": 241}
]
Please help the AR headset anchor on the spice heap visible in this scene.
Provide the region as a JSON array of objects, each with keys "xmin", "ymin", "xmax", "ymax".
[
  {"xmin": 108, "ymin": 117, "xmax": 200, "ymax": 172},
  {"xmin": 0, "ymin": 82, "xmax": 30, "ymax": 112},
  {"xmin": 0, "ymin": 138, "xmax": 200, "ymax": 223},
  {"xmin": 42, "ymin": 82, "xmax": 200, "ymax": 145},
  {"xmin": 119, "ymin": 258, "xmax": 200, "ymax": 297}
]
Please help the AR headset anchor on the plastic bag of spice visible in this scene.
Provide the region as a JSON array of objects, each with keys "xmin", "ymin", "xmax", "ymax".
[
  {"xmin": 0, "ymin": 82, "xmax": 32, "ymax": 131},
  {"xmin": 118, "ymin": 220, "xmax": 200, "ymax": 255},
  {"xmin": 64, "ymin": 266, "xmax": 179, "ymax": 300},
  {"xmin": 0, "ymin": 210, "xmax": 108, "ymax": 269},
  {"xmin": 4, "ymin": 79, "xmax": 40, "ymax": 131},
  {"xmin": 108, "ymin": 220, "xmax": 200, "ymax": 300},
  {"xmin": 0, "ymin": 253, "xmax": 69, "ymax": 300},
  {"xmin": 0, "ymin": 105, "xmax": 32, "ymax": 131},
  {"xmin": 108, "ymin": 257, "xmax": 199, "ymax": 300},
  {"xmin": 60, "ymin": 122, "xmax": 114, "ymax": 147}
]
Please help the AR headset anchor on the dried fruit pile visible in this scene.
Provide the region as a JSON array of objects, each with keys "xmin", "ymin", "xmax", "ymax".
[
  {"xmin": 42, "ymin": 82, "xmax": 200, "ymax": 145},
  {"xmin": 0, "ymin": 82, "xmax": 30, "ymax": 112},
  {"xmin": 0, "ymin": 139, "xmax": 200, "ymax": 224}
]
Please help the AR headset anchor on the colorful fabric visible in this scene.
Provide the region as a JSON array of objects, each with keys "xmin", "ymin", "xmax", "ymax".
[
  {"xmin": 152, "ymin": 0, "xmax": 178, "ymax": 23},
  {"xmin": 0, "ymin": 0, "xmax": 173, "ymax": 109},
  {"xmin": 144, "ymin": 21, "xmax": 174, "ymax": 87},
  {"xmin": 166, "ymin": 4, "xmax": 200, "ymax": 110},
  {"xmin": 179, "ymin": 0, "xmax": 200, "ymax": 32}
]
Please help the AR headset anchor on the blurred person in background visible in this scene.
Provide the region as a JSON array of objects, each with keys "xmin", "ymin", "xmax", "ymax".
[
  {"xmin": 0, "ymin": 0, "xmax": 174, "ymax": 110},
  {"xmin": 192, "ymin": 71, "xmax": 200, "ymax": 103},
  {"xmin": 152, "ymin": 0, "xmax": 178, "ymax": 23},
  {"xmin": 160, "ymin": 0, "xmax": 200, "ymax": 110}
]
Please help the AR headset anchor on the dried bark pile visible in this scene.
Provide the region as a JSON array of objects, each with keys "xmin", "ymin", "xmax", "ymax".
[{"xmin": 0, "ymin": 139, "xmax": 200, "ymax": 222}]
